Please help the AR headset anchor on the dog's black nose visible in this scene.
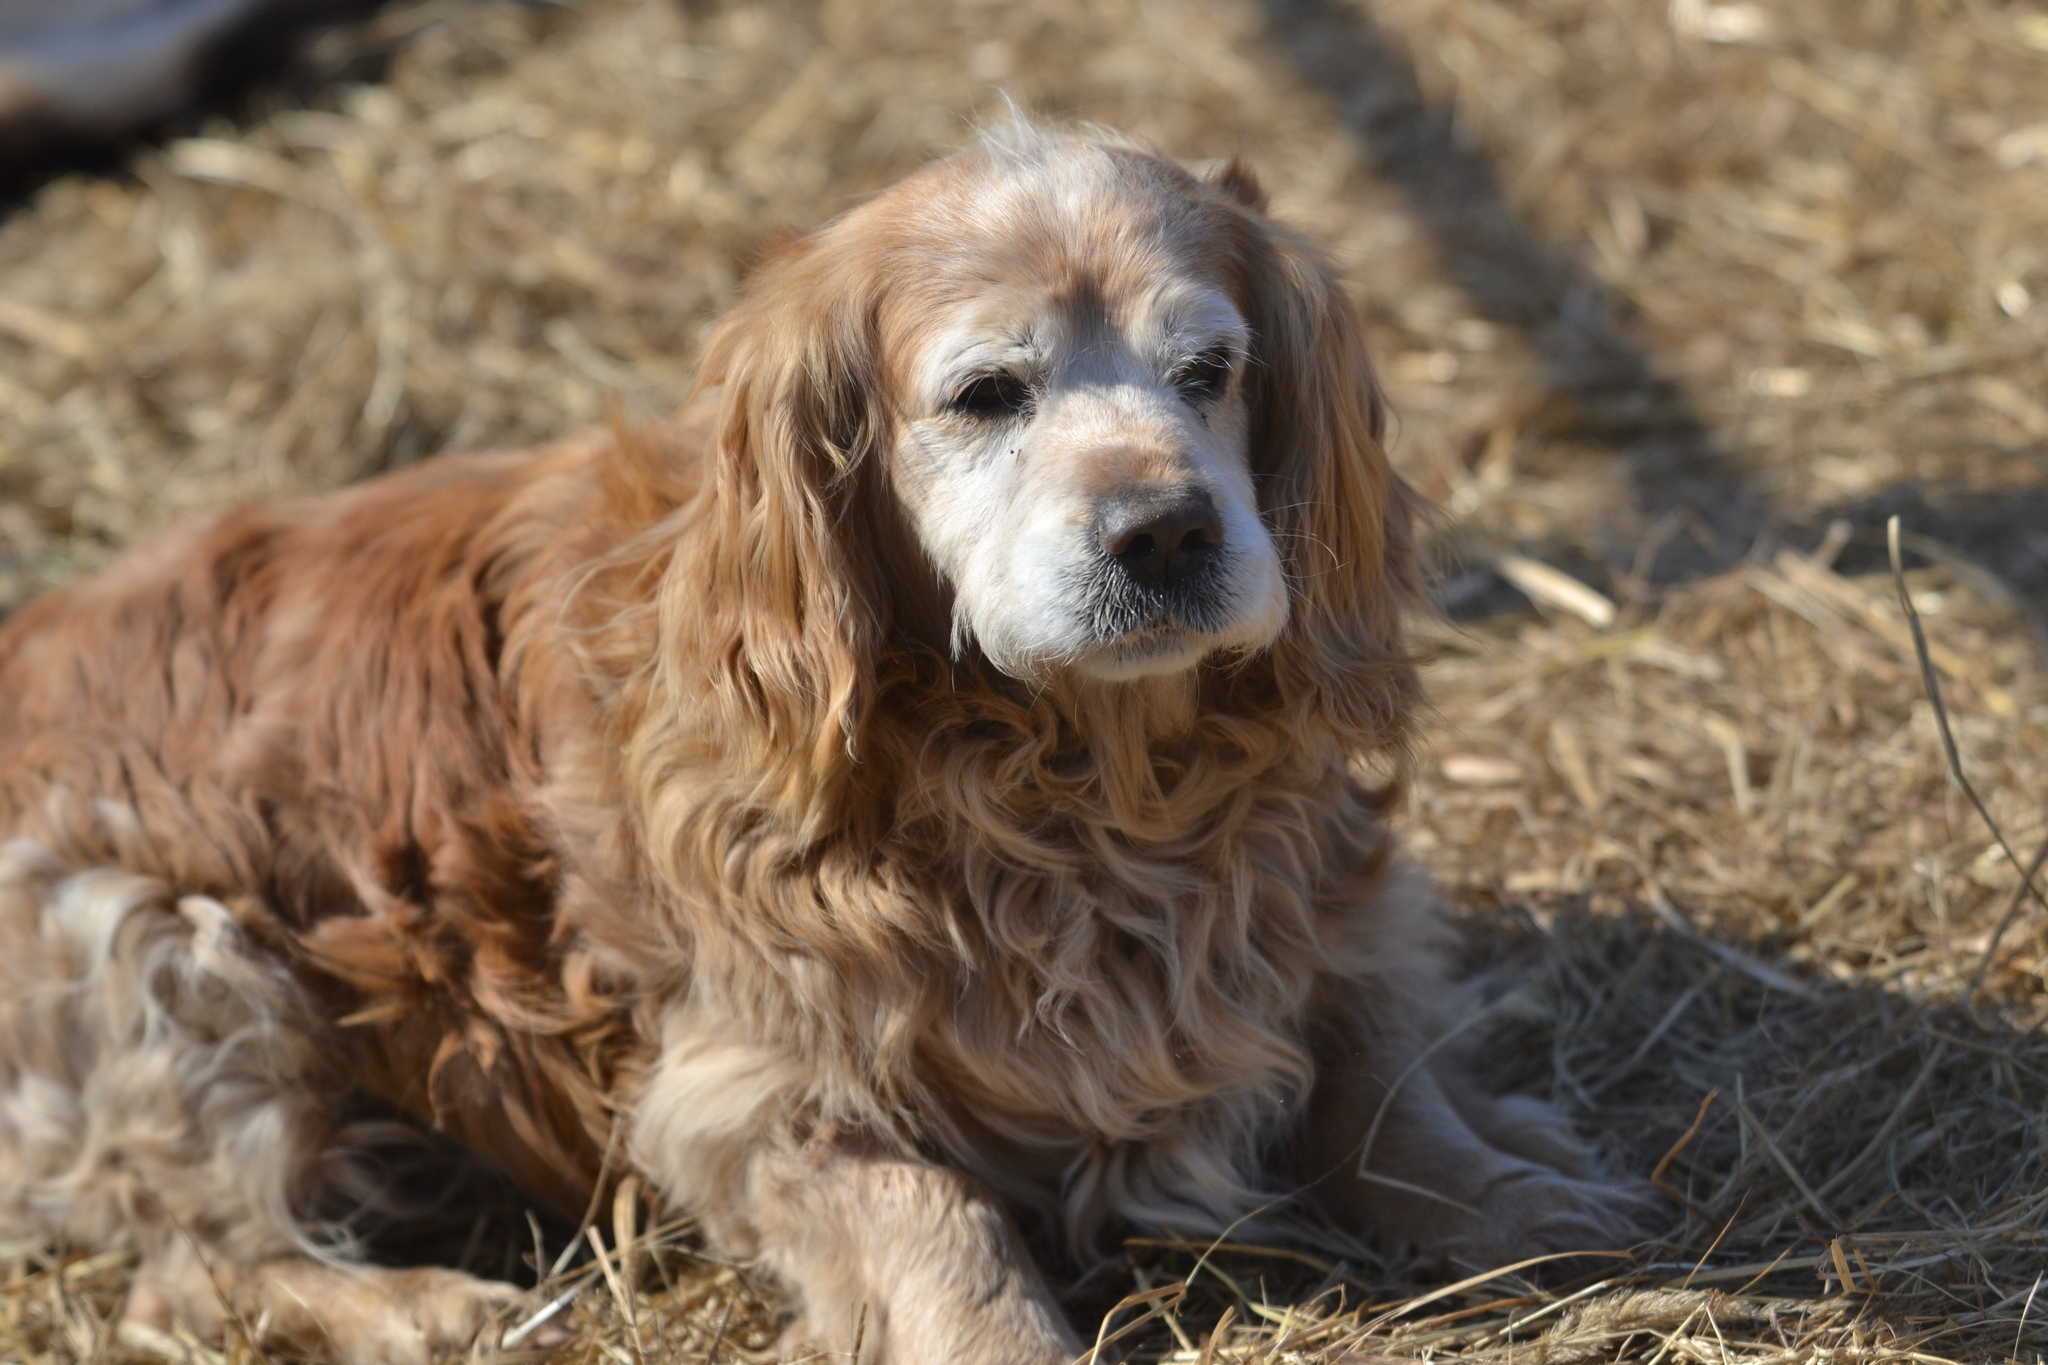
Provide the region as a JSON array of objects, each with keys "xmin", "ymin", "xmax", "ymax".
[{"xmin": 1098, "ymin": 487, "xmax": 1223, "ymax": 589}]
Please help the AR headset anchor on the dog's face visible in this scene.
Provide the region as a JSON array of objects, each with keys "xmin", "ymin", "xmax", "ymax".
[
  {"xmin": 871, "ymin": 146, "xmax": 1289, "ymax": 683},
  {"xmin": 692, "ymin": 129, "xmax": 1415, "ymax": 775}
]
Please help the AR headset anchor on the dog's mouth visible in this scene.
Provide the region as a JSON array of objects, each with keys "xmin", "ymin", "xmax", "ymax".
[
  {"xmin": 968, "ymin": 512, "xmax": 1286, "ymax": 683},
  {"xmin": 1061, "ymin": 552, "xmax": 1249, "ymax": 679},
  {"xmin": 1073, "ymin": 548, "xmax": 1239, "ymax": 642},
  {"xmin": 1077, "ymin": 626, "xmax": 1210, "ymax": 679}
]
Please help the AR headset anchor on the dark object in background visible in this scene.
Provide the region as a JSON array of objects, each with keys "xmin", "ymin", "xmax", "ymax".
[{"xmin": 0, "ymin": 0, "xmax": 383, "ymax": 181}]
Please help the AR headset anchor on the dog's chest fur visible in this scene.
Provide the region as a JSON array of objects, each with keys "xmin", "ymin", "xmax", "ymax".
[{"xmin": 619, "ymin": 671, "xmax": 1409, "ymax": 1240}]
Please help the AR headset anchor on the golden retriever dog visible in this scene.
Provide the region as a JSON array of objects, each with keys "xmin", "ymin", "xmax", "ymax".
[{"xmin": 0, "ymin": 124, "xmax": 1662, "ymax": 1363}]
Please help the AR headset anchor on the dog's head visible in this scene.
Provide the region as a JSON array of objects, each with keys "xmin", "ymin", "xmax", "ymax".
[
  {"xmin": 871, "ymin": 137, "xmax": 1289, "ymax": 684},
  {"xmin": 673, "ymin": 126, "xmax": 1419, "ymax": 818}
]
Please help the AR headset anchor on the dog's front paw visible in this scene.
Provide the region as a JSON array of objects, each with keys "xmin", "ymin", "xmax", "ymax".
[
  {"xmin": 127, "ymin": 1254, "xmax": 524, "ymax": 1365},
  {"xmin": 384, "ymin": 1266, "xmax": 525, "ymax": 1354},
  {"xmin": 1449, "ymin": 1169, "xmax": 1672, "ymax": 1271},
  {"xmin": 244, "ymin": 1262, "xmax": 522, "ymax": 1365},
  {"xmin": 781, "ymin": 1304, "xmax": 1080, "ymax": 1365}
]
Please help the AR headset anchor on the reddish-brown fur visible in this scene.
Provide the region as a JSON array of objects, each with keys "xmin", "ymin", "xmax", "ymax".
[
  {"xmin": 0, "ymin": 128, "xmax": 1659, "ymax": 1364},
  {"xmin": 0, "ymin": 439, "xmax": 637, "ymax": 1214}
]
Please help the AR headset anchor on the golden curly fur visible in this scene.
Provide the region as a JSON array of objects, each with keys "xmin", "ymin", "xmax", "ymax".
[{"xmin": 0, "ymin": 126, "xmax": 1661, "ymax": 1363}]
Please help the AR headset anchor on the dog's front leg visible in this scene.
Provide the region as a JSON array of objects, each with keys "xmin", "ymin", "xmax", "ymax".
[
  {"xmin": 630, "ymin": 1039, "xmax": 1079, "ymax": 1365},
  {"xmin": 1295, "ymin": 1000, "xmax": 1666, "ymax": 1271},
  {"xmin": 743, "ymin": 1135, "xmax": 1081, "ymax": 1365}
]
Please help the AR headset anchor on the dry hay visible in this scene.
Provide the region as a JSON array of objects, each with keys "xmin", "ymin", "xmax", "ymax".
[
  {"xmin": 1, "ymin": 0, "xmax": 2047, "ymax": 1361},
  {"xmin": 1348, "ymin": 0, "xmax": 2048, "ymax": 604},
  {"xmin": 1365, "ymin": 0, "xmax": 2048, "ymax": 489}
]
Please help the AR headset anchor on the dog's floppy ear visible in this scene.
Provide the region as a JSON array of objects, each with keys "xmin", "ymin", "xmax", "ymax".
[
  {"xmin": 1236, "ymin": 214, "xmax": 1424, "ymax": 761},
  {"xmin": 657, "ymin": 230, "xmax": 892, "ymax": 836}
]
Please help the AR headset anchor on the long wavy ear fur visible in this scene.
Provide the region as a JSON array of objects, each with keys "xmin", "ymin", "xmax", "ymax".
[
  {"xmin": 1229, "ymin": 174, "xmax": 1424, "ymax": 762},
  {"xmin": 653, "ymin": 231, "xmax": 891, "ymax": 837}
]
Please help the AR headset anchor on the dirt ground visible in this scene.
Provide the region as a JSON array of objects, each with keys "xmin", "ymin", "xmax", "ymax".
[{"xmin": 1, "ymin": 0, "xmax": 2045, "ymax": 1360}]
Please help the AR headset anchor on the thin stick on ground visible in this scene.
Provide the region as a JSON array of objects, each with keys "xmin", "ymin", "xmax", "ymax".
[
  {"xmin": 1651, "ymin": 1089, "xmax": 1720, "ymax": 1221},
  {"xmin": 1971, "ymin": 830, "xmax": 2048, "ymax": 995},
  {"xmin": 1887, "ymin": 516, "xmax": 2048, "ymax": 987}
]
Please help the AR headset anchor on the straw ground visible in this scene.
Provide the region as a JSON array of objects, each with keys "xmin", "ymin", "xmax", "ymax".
[{"xmin": 1, "ymin": 0, "xmax": 2045, "ymax": 1359}]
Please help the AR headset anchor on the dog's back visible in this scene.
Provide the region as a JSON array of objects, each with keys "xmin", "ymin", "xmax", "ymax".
[{"xmin": 0, "ymin": 437, "xmax": 633, "ymax": 1219}]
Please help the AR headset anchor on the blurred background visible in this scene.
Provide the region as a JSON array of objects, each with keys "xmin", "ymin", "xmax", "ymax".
[{"xmin": 3, "ymin": 0, "xmax": 2048, "ymax": 1359}]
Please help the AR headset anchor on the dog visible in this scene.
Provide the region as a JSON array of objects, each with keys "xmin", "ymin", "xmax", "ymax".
[{"xmin": 0, "ymin": 124, "xmax": 1662, "ymax": 1364}]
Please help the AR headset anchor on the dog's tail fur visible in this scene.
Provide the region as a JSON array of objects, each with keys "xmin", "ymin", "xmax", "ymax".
[{"xmin": 0, "ymin": 838, "xmax": 333, "ymax": 1267}]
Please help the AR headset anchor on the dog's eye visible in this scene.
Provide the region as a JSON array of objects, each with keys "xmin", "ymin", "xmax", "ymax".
[
  {"xmin": 952, "ymin": 372, "xmax": 1033, "ymax": 419},
  {"xmin": 1173, "ymin": 350, "xmax": 1233, "ymax": 402}
]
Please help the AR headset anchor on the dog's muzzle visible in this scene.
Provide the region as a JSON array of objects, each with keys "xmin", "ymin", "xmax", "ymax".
[{"xmin": 1077, "ymin": 484, "xmax": 1237, "ymax": 642}]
